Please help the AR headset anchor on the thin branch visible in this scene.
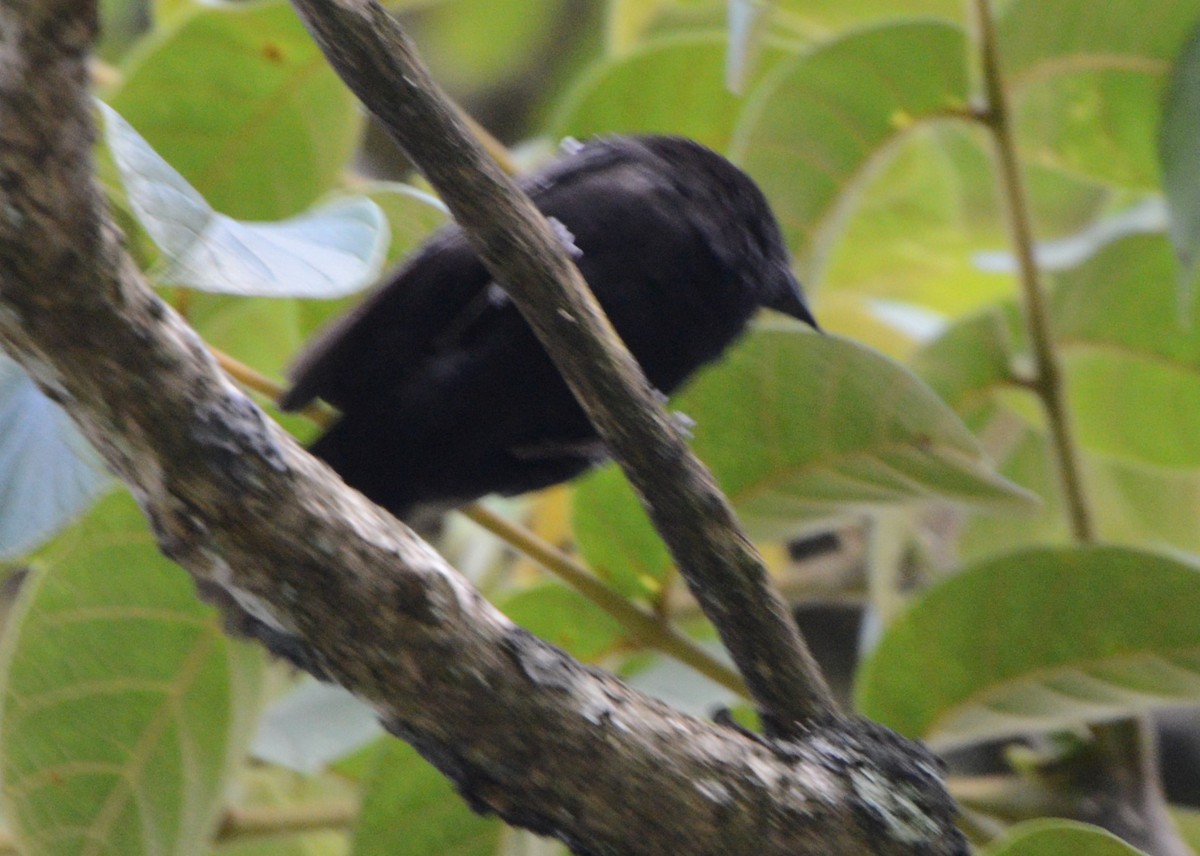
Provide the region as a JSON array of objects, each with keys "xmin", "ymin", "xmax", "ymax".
[
  {"xmin": 286, "ymin": 0, "xmax": 836, "ymax": 736},
  {"xmin": 214, "ymin": 800, "xmax": 359, "ymax": 844},
  {"xmin": 461, "ymin": 504, "xmax": 749, "ymax": 696},
  {"xmin": 970, "ymin": 0, "xmax": 1095, "ymax": 543}
]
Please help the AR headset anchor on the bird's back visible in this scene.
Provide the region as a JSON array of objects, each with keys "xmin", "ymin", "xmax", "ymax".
[{"xmin": 282, "ymin": 136, "xmax": 813, "ymax": 519}]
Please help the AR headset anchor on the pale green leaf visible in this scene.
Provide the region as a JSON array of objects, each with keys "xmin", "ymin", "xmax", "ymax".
[
  {"xmin": 1000, "ymin": 0, "xmax": 1200, "ymax": 188},
  {"xmin": 677, "ymin": 325, "xmax": 1033, "ymax": 539},
  {"xmin": 981, "ymin": 819, "xmax": 1149, "ymax": 856},
  {"xmin": 856, "ymin": 545, "xmax": 1200, "ymax": 748},
  {"xmin": 551, "ymin": 35, "xmax": 785, "ymax": 153},
  {"xmin": 352, "ymin": 741, "xmax": 502, "ymax": 856},
  {"xmin": 360, "ymin": 183, "xmax": 449, "ymax": 266},
  {"xmin": 0, "ymin": 493, "xmax": 264, "ymax": 856},
  {"xmin": 99, "ymin": 102, "xmax": 388, "ymax": 299},
  {"xmin": 731, "ymin": 20, "xmax": 970, "ymax": 282},
  {"xmin": 107, "ymin": 0, "xmax": 362, "ymax": 221},
  {"xmin": 0, "ymin": 358, "xmax": 111, "ymax": 561}
]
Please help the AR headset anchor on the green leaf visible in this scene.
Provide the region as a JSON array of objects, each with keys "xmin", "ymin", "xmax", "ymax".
[
  {"xmin": 1052, "ymin": 233, "xmax": 1200, "ymax": 469},
  {"xmin": 572, "ymin": 325, "xmax": 1032, "ymax": 580},
  {"xmin": 351, "ymin": 740, "xmax": 502, "ymax": 856},
  {"xmin": 0, "ymin": 492, "xmax": 264, "ymax": 856},
  {"xmin": 551, "ymin": 34, "xmax": 784, "ymax": 153},
  {"xmin": 917, "ymin": 233, "xmax": 1200, "ymax": 471},
  {"xmin": 820, "ymin": 124, "xmax": 1110, "ymax": 315},
  {"xmin": 1160, "ymin": 22, "xmax": 1200, "ymax": 307},
  {"xmin": 817, "ymin": 124, "xmax": 1006, "ymax": 313},
  {"xmin": 606, "ymin": 0, "xmax": 672, "ymax": 53},
  {"xmin": 188, "ymin": 295, "xmax": 304, "ymax": 378},
  {"xmin": 414, "ymin": 0, "xmax": 566, "ymax": 92},
  {"xmin": 773, "ymin": 0, "xmax": 961, "ymax": 30},
  {"xmin": 731, "ymin": 20, "xmax": 970, "ymax": 281},
  {"xmin": 572, "ymin": 466, "xmax": 675, "ymax": 598},
  {"xmin": 1000, "ymin": 0, "xmax": 1200, "ymax": 188},
  {"xmin": 855, "ymin": 545, "xmax": 1200, "ymax": 748},
  {"xmin": 677, "ymin": 324, "xmax": 1033, "ymax": 539},
  {"xmin": 911, "ymin": 307, "xmax": 1018, "ymax": 419},
  {"xmin": 981, "ymin": 819, "xmax": 1149, "ymax": 856},
  {"xmin": 107, "ymin": 1, "xmax": 362, "ymax": 221},
  {"xmin": 914, "ymin": 273, "xmax": 1200, "ymax": 560},
  {"xmin": 101, "ymin": 100, "xmax": 388, "ymax": 299},
  {"xmin": 998, "ymin": 0, "xmax": 1200, "ymax": 80},
  {"xmin": 497, "ymin": 582, "xmax": 626, "ymax": 661},
  {"xmin": 0, "ymin": 358, "xmax": 111, "ymax": 561}
]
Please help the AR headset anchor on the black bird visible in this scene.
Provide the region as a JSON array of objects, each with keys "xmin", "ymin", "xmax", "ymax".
[{"xmin": 280, "ymin": 136, "xmax": 817, "ymax": 520}]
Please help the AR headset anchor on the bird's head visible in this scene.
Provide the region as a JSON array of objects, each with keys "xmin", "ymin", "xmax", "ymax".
[{"xmin": 630, "ymin": 136, "xmax": 818, "ymax": 331}]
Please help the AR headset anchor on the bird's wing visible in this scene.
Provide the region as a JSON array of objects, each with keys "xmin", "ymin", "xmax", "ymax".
[
  {"xmin": 281, "ymin": 138, "xmax": 713, "ymax": 414},
  {"xmin": 279, "ymin": 226, "xmax": 494, "ymax": 412}
]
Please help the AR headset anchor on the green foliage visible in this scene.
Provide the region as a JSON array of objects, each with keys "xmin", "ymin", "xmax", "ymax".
[
  {"xmin": 733, "ymin": 20, "xmax": 971, "ymax": 278},
  {"xmin": 980, "ymin": 820, "xmax": 1150, "ymax": 856},
  {"xmin": 13, "ymin": 0, "xmax": 1200, "ymax": 853},
  {"xmin": 352, "ymin": 741, "xmax": 503, "ymax": 856},
  {"xmin": 856, "ymin": 546, "xmax": 1200, "ymax": 747},
  {"xmin": 105, "ymin": 1, "xmax": 363, "ymax": 221},
  {"xmin": 0, "ymin": 493, "xmax": 264, "ymax": 856}
]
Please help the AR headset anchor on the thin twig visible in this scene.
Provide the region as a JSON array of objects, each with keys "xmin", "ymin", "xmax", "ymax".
[
  {"xmin": 462, "ymin": 504, "xmax": 748, "ymax": 696},
  {"xmin": 970, "ymin": 0, "xmax": 1095, "ymax": 543},
  {"xmin": 210, "ymin": 348, "xmax": 335, "ymax": 428},
  {"xmin": 214, "ymin": 800, "xmax": 359, "ymax": 844}
]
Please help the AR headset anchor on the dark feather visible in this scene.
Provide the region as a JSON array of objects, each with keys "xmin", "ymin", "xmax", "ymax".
[{"xmin": 281, "ymin": 136, "xmax": 816, "ymax": 520}]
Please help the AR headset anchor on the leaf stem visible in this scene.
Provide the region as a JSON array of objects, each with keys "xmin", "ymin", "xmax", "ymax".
[
  {"xmin": 970, "ymin": 0, "xmax": 1095, "ymax": 543},
  {"xmin": 214, "ymin": 800, "xmax": 359, "ymax": 843},
  {"xmin": 461, "ymin": 503, "xmax": 749, "ymax": 697},
  {"xmin": 209, "ymin": 346, "xmax": 335, "ymax": 428}
]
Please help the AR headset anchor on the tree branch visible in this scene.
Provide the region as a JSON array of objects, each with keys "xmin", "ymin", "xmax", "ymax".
[{"xmin": 0, "ymin": 2, "xmax": 965, "ymax": 853}]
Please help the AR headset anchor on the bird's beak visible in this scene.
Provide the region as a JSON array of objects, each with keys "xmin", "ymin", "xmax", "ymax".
[{"xmin": 768, "ymin": 267, "xmax": 820, "ymax": 332}]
